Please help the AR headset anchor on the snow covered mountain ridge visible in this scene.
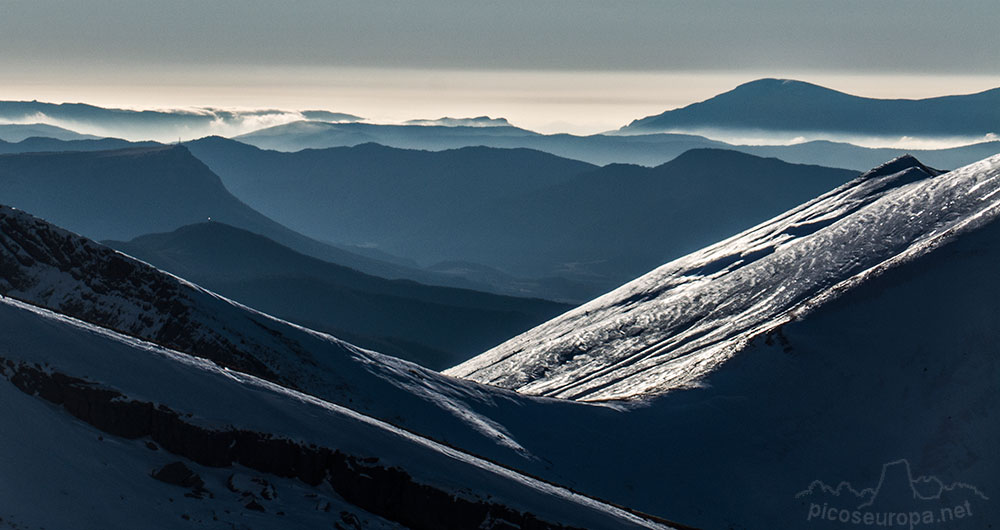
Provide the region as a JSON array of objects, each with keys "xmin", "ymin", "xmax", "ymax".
[
  {"xmin": 0, "ymin": 204, "xmax": 553, "ymax": 459},
  {"xmin": 447, "ymin": 153, "xmax": 1000, "ymax": 401}
]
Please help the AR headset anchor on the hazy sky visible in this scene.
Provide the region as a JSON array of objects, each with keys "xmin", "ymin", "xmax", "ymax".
[{"xmin": 3, "ymin": 1, "xmax": 999, "ymax": 133}]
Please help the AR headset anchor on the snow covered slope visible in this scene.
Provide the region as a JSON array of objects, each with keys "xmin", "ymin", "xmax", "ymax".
[
  {"xmin": 0, "ymin": 296, "xmax": 669, "ymax": 529},
  {"xmin": 448, "ymin": 154, "xmax": 1000, "ymax": 401},
  {"xmin": 0, "ymin": 204, "xmax": 560, "ymax": 463}
]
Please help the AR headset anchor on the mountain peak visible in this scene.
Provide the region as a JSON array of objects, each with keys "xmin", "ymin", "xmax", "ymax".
[
  {"xmin": 863, "ymin": 154, "xmax": 943, "ymax": 180},
  {"xmin": 446, "ymin": 153, "xmax": 1000, "ymax": 400},
  {"xmin": 731, "ymin": 78, "xmax": 831, "ymax": 92}
]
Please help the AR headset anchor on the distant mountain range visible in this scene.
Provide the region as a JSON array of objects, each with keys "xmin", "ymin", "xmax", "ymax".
[
  {"xmin": 0, "ymin": 123, "xmax": 99, "ymax": 142},
  {"xmin": 0, "ymin": 144, "xmax": 583, "ymax": 299},
  {"xmin": 236, "ymin": 118, "xmax": 1000, "ymax": 170},
  {"xmin": 404, "ymin": 116, "xmax": 512, "ymax": 127},
  {"xmin": 621, "ymin": 78, "xmax": 1000, "ymax": 138},
  {"xmin": 188, "ymin": 137, "xmax": 856, "ymax": 295},
  {"xmin": 0, "ymin": 135, "xmax": 158, "ymax": 154},
  {"xmin": 0, "ymin": 101, "xmax": 362, "ymax": 141},
  {"xmin": 5, "ymin": 92, "xmax": 1000, "ymax": 170},
  {"xmin": 108, "ymin": 222, "xmax": 570, "ymax": 369}
]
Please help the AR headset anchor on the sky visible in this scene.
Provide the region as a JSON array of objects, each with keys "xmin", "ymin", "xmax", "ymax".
[{"xmin": 2, "ymin": 1, "xmax": 999, "ymax": 134}]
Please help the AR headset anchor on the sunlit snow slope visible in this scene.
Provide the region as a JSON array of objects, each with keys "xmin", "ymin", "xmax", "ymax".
[{"xmin": 448, "ymin": 154, "xmax": 1000, "ymax": 401}]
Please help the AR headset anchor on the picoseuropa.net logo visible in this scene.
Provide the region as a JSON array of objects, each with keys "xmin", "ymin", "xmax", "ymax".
[{"xmin": 795, "ymin": 459, "xmax": 988, "ymax": 529}]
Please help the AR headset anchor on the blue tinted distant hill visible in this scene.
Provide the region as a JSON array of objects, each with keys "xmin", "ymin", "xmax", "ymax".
[
  {"xmin": 188, "ymin": 137, "xmax": 856, "ymax": 295},
  {"xmin": 622, "ymin": 78, "xmax": 1000, "ymax": 137},
  {"xmin": 0, "ymin": 100, "xmax": 362, "ymax": 141},
  {"xmin": 0, "ymin": 123, "xmax": 99, "ymax": 142}
]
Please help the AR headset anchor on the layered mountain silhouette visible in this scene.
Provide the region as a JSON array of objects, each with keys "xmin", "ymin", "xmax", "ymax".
[
  {"xmin": 0, "ymin": 206, "xmax": 665, "ymax": 529},
  {"xmin": 189, "ymin": 137, "xmax": 855, "ymax": 296},
  {"xmin": 0, "ymin": 123, "xmax": 99, "ymax": 142},
  {"xmin": 404, "ymin": 116, "xmax": 513, "ymax": 127},
  {"xmin": 237, "ymin": 117, "xmax": 1000, "ymax": 170},
  {"xmin": 0, "ymin": 136, "xmax": 157, "ymax": 154},
  {"xmin": 0, "ymin": 100, "xmax": 362, "ymax": 141},
  {"xmin": 622, "ymin": 78, "xmax": 1000, "ymax": 137},
  {"xmin": 5, "ymin": 100, "xmax": 997, "ymax": 170},
  {"xmin": 108, "ymin": 222, "xmax": 570, "ymax": 369},
  {"xmin": 0, "ymin": 144, "xmax": 565, "ymax": 297},
  {"xmin": 3, "ymin": 144, "xmax": 999, "ymax": 529}
]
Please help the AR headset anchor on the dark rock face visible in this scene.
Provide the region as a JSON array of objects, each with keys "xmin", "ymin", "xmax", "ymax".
[
  {"xmin": 152, "ymin": 461, "xmax": 204, "ymax": 489},
  {"xmin": 152, "ymin": 461, "xmax": 212, "ymax": 499},
  {"xmin": 0, "ymin": 358, "xmax": 586, "ymax": 530}
]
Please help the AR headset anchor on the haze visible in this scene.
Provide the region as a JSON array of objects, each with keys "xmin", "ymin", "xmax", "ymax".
[{"xmin": 2, "ymin": 1, "xmax": 999, "ymax": 136}]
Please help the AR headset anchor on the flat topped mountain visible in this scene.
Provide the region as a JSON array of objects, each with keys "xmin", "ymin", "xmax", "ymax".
[
  {"xmin": 622, "ymin": 78, "xmax": 1000, "ymax": 137},
  {"xmin": 447, "ymin": 153, "xmax": 1000, "ymax": 400}
]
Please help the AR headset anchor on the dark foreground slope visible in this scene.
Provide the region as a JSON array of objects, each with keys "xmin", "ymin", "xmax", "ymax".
[
  {"xmin": 0, "ymin": 296, "xmax": 671, "ymax": 530},
  {"xmin": 109, "ymin": 222, "xmax": 570, "ymax": 369},
  {"xmin": 0, "ymin": 204, "xmax": 611, "ymax": 479}
]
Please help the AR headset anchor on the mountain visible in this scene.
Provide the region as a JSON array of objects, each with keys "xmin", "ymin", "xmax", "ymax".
[
  {"xmin": 0, "ymin": 100, "xmax": 362, "ymax": 142},
  {"xmin": 186, "ymin": 138, "xmax": 856, "ymax": 297},
  {"xmin": 234, "ymin": 120, "xmax": 541, "ymax": 151},
  {"xmin": 5, "ymin": 152, "xmax": 1000, "ymax": 528},
  {"xmin": 237, "ymin": 116, "xmax": 1000, "ymax": 171},
  {"xmin": 444, "ymin": 153, "xmax": 1000, "ymax": 527},
  {"xmin": 404, "ymin": 116, "xmax": 513, "ymax": 127},
  {"xmin": 0, "ymin": 144, "xmax": 554, "ymax": 296},
  {"xmin": 409, "ymin": 149, "xmax": 856, "ymax": 285},
  {"xmin": 0, "ymin": 136, "xmax": 158, "ymax": 154},
  {"xmin": 185, "ymin": 137, "xmax": 604, "ymax": 297},
  {"xmin": 0, "ymin": 204, "xmax": 589, "ymax": 468},
  {"xmin": 445, "ymin": 154, "xmax": 953, "ymax": 399},
  {"xmin": 738, "ymin": 138, "xmax": 1000, "ymax": 171},
  {"xmin": 107, "ymin": 222, "xmax": 571, "ymax": 369},
  {"xmin": 0, "ymin": 122, "xmax": 99, "ymax": 142},
  {"xmin": 621, "ymin": 78, "xmax": 1000, "ymax": 137},
  {"xmin": 0, "ymin": 201, "xmax": 699, "ymax": 529},
  {"xmin": 235, "ymin": 119, "xmax": 733, "ymax": 165},
  {"xmin": 0, "ymin": 293, "xmax": 667, "ymax": 529},
  {"xmin": 3, "ymin": 118, "xmax": 993, "ymax": 174}
]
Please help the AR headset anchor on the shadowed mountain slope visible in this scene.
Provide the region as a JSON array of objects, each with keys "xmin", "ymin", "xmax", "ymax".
[
  {"xmin": 187, "ymin": 138, "xmax": 857, "ymax": 297},
  {"xmin": 0, "ymin": 144, "xmax": 561, "ymax": 296},
  {"xmin": 108, "ymin": 222, "xmax": 571, "ymax": 369}
]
